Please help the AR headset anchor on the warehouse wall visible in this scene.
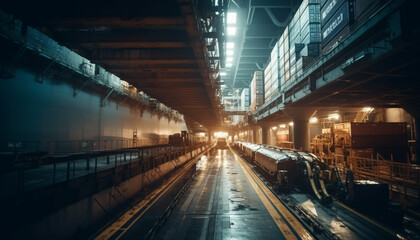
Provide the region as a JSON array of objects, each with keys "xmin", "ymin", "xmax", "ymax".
[{"xmin": 0, "ymin": 67, "xmax": 187, "ymax": 151}]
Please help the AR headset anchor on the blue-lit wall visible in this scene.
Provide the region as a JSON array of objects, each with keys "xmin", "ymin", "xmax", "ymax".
[{"xmin": 0, "ymin": 67, "xmax": 187, "ymax": 151}]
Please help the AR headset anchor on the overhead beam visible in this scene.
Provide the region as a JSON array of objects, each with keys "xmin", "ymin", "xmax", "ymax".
[
  {"xmin": 95, "ymin": 59, "xmax": 198, "ymax": 65},
  {"xmin": 76, "ymin": 42, "xmax": 190, "ymax": 49},
  {"xmin": 40, "ymin": 17, "xmax": 186, "ymax": 29},
  {"xmin": 90, "ymin": 48, "xmax": 195, "ymax": 61},
  {"xmin": 57, "ymin": 29, "xmax": 189, "ymax": 44},
  {"xmin": 250, "ymin": 0, "xmax": 292, "ymax": 8}
]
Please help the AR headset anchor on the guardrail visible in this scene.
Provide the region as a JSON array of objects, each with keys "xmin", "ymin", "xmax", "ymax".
[
  {"xmin": 0, "ymin": 143, "xmax": 208, "ymax": 199},
  {"xmin": 1, "ymin": 139, "xmax": 169, "ymax": 154},
  {"xmin": 322, "ymin": 153, "xmax": 420, "ymax": 189}
]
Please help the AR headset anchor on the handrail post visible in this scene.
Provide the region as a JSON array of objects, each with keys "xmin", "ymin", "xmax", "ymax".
[
  {"xmin": 53, "ymin": 159, "xmax": 56, "ymax": 184},
  {"xmin": 67, "ymin": 161, "xmax": 70, "ymax": 182},
  {"xmin": 86, "ymin": 158, "xmax": 90, "ymax": 170}
]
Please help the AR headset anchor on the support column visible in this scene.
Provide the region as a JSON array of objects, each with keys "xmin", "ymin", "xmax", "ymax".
[
  {"xmin": 250, "ymin": 126, "xmax": 258, "ymax": 143},
  {"xmin": 261, "ymin": 125, "xmax": 269, "ymax": 145},
  {"xmin": 404, "ymin": 106, "xmax": 419, "ymax": 163},
  {"xmin": 284, "ymin": 107, "xmax": 316, "ymax": 151}
]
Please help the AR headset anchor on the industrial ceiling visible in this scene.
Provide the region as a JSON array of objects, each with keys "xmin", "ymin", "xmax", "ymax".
[
  {"xmin": 0, "ymin": 0, "xmax": 227, "ymax": 129},
  {"xmin": 221, "ymin": 0, "xmax": 302, "ymax": 94}
]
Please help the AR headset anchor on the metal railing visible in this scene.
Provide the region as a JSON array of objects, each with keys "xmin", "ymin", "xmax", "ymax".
[
  {"xmin": 1, "ymin": 139, "xmax": 170, "ymax": 154},
  {"xmin": 0, "ymin": 143, "xmax": 208, "ymax": 199},
  {"xmin": 322, "ymin": 154, "xmax": 420, "ymax": 189}
]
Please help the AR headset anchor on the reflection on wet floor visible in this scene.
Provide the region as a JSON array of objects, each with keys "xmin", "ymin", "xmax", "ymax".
[{"xmin": 155, "ymin": 148, "xmax": 285, "ymax": 240}]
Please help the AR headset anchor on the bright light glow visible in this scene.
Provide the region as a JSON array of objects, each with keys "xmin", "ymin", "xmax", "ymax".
[
  {"xmin": 227, "ymin": 42, "xmax": 235, "ymax": 49},
  {"xmin": 309, "ymin": 117, "xmax": 318, "ymax": 124},
  {"xmin": 220, "ymin": 72, "xmax": 227, "ymax": 76},
  {"xmin": 227, "ymin": 12, "xmax": 237, "ymax": 24},
  {"xmin": 362, "ymin": 107, "xmax": 374, "ymax": 112},
  {"xmin": 197, "ymin": 132, "xmax": 205, "ymax": 137},
  {"xmin": 226, "ymin": 50, "xmax": 234, "ymax": 56},
  {"xmin": 227, "ymin": 27, "xmax": 236, "ymax": 35},
  {"xmin": 328, "ymin": 113, "xmax": 340, "ymax": 120},
  {"xmin": 289, "ymin": 122, "xmax": 294, "ymax": 126},
  {"xmin": 279, "ymin": 124, "xmax": 286, "ymax": 128},
  {"xmin": 226, "ymin": 63, "xmax": 233, "ymax": 67},
  {"xmin": 214, "ymin": 132, "xmax": 228, "ymax": 138},
  {"xmin": 227, "ymin": 57, "xmax": 233, "ymax": 62},
  {"xmin": 272, "ymin": 126, "xmax": 278, "ymax": 130}
]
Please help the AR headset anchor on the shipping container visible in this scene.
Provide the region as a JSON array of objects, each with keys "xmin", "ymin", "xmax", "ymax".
[
  {"xmin": 241, "ymin": 88, "xmax": 250, "ymax": 108},
  {"xmin": 300, "ymin": 4, "xmax": 321, "ymax": 27},
  {"xmin": 250, "ymin": 71, "xmax": 264, "ymax": 110},
  {"xmin": 321, "ymin": 0, "xmax": 346, "ymax": 26},
  {"xmin": 321, "ymin": 25, "xmax": 350, "ymax": 54},
  {"xmin": 350, "ymin": 122, "xmax": 407, "ymax": 136},
  {"xmin": 322, "ymin": 0, "xmax": 354, "ymax": 46},
  {"xmin": 301, "ymin": 43, "xmax": 320, "ymax": 56},
  {"xmin": 354, "ymin": 0, "xmax": 380, "ymax": 20},
  {"xmin": 296, "ymin": 56, "xmax": 315, "ymax": 76}
]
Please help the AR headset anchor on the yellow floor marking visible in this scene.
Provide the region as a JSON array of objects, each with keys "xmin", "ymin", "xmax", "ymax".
[
  {"xmin": 95, "ymin": 154, "xmax": 201, "ymax": 240},
  {"xmin": 231, "ymin": 148, "xmax": 314, "ymax": 240}
]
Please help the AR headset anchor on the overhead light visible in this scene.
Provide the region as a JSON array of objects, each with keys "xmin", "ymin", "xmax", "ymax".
[
  {"xmin": 226, "ymin": 63, "xmax": 233, "ymax": 67},
  {"xmin": 226, "ymin": 50, "xmax": 234, "ymax": 56},
  {"xmin": 214, "ymin": 132, "xmax": 228, "ymax": 137},
  {"xmin": 220, "ymin": 72, "xmax": 227, "ymax": 76},
  {"xmin": 272, "ymin": 126, "xmax": 278, "ymax": 130},
  {"xmin": 362, "ymin": 107, "xmax": 374, "ymax": 112},
  {"xmin": 279, "ymin": 124, "xmax": 286, "ymax": 128},
  {"xmin": 328, "ymin": 113, "xmax": 340, "ymax": 120},
  {"xmin": 227, "ymin": 12, "xmax": 237, "ymax": 24},
  {"xmin": 227, "ymin": 42, "xmax": 235, "ymax": 49},
  {"xmin": 227, "ymin": 57, "xmax": 233, "ymax": 62},
  {"xmin": 309, "ymin": 117, "xmax": 318, "ymax": 123},
  {"xmin": 289, "ymin": 122, "xmax": 294, "ymax": 126},
  {"xmin": 227, "ymin": 27, "xmax": 236, "ymax": 36}
]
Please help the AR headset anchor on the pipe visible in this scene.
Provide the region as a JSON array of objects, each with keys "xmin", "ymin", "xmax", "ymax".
[
  {"xmin": 255, "ymin": 63, "xmax": 265, "ymax": 70},
  {"xmin": 264, "ymin": 8, "xmax": 288, "ymax": 27},
  {"xmin": 231, "ymin": 0, "xmax": 240, "ymax": 8}
]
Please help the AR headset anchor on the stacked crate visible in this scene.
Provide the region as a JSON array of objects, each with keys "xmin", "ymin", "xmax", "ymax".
[
  {"xmin": 241, "ymin": 88, "xmax": 250, "ymax": 109},
  {"xmin": 262, "ymin": 0, "xmax": 322, "ymax": 103},
  {"xmin": 290, "ymin": 0, "xmax": 322, "ymax": 80},
  {"xmin": 249, "ymin": 71, "xmax": 264, "ymax": 112},
  {"xmin": 264, "ymin": 42, "xmax": 280, "ymax": 103},
  {"xmin": 279, "ymin": 26, "xmax": 289, "ymax": 88}
]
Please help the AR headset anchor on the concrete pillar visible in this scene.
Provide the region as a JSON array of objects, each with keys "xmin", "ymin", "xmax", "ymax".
[
  {"xmin": 250, "ymin": 126, "xmax": 258, "ymax": 143},
  {"xmin": 261, "ymin": 125, "xmax": 269, "ymax": 145},
  {"xmin": 284, "ymin": 107, "xmax": 316, "ymax": 151},
  {"xmin": 404, "ymin": 106, "xmax": 419, "ymax": 163}
]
